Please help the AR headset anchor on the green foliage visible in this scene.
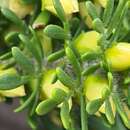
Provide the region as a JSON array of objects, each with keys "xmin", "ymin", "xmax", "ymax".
[
  {"xmin": 60, "ymin": 101, "xmax": 71, "ymax": 129},
  {"xmin": 56, "ymin": 67, "xmax": 76, "ymax": 89},
  {"xmin": 105, "ymin": 99, "xmax": 115, "ymax": 125},
  {"xmin": 1, "ymin": 8, "xmax": 27, "ymax": 31},
  {"xmin": 0, "ymin": 0, "xmax": 130, "ymax": 130},
  {"xmin": 12, "ymin": 47, "xmax": 35, "ymax": 74},
  {"xmin": 86, "ymin": 98, "xmax": 103, "ymax": 115},
  {"xmin": 0, "ymin": 72, "xmax": 27, "ymax": 90},
  {"xmin": 52, "ymin": 0, "xmax": 66, "ymax": 22},
  {"xmin": 36, "ymin": 99, "xmax": 58, "ymax": 115},
  {"xmin": 44, "ymin": 24, "xmax": 70, "ymax": 39}
]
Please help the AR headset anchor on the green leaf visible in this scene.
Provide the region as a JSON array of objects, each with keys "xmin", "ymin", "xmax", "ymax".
[
  {"xmin": 52, "ymin": 0, "xmax": 66, "ymax": 22},
  {"xmin": 92, "ymin": 18, "xmax": 105, "ymax": 33},
  {"xmin": 97, "ymin": 34, "xmax": 108, "ymax": 50},
  {"xmin": 86, "ymin": 1, "xmax": 99, "ymax": 20},
  {"xmin": 0, "ymin": 72, "xmax": 28, "ymax": 90},
  {"xmin": 5, "ymin": 32, "xmax": 19, "ymax": 46},
  {"xmin": 112, "ymin": 93, "xmax": 130, "ymax": 129},
  {"xmin": 88, "ymin": 115, "xmax": 127, "ymax": 130},
  {"xmin": 1, "ymin": 8, "xmax": 26, "ymax": 31},
  {"xmin": 124, "ymin": 77, "xmax": 130, "ymax": 84},
  {"xmin": 56, "ymin": 67, "xmax": 76, "ymax": 89},
  {"xmin": 82, "ymin": 63, "xmax": 100, "ymax": 76},
  {"xmin": 60, "ymin": 101, "xmax": 71, "ymax": 129},
  {"xmin": 101, "ymin": 87, "xmax": 110, "ymax": 100},
  {"xmin": 36, "ymin": 99, "xmax": 57, "ymax": 115},
  {"xmin": 86, "ymin": 98, "xmax": 103, "ymax": 115},
  {"xmin": 15, "ymin": 78, "xmax": 40, "ymax": 112},
  {"xmin": 128, "ymin": 87, "xmax": 130, "ymax": 106},
  {"xmin": 103, "ymin": 0, "xmax": 114, "ymax": 27},
  {"xmin": 0, "ymin": 52, "xmax": 12, "ymax": 60},
  {"xmin": 0, "ymin": 73, "xmax": 20, "ymax": 90},
  {"xmin": 1, "ymin": 59, "xmax": 16, "ymax": 70},
  {"xmin": 36, "ymin": 88, "xmax": 67, "ymax": 116},
  {"xmin": 27, "ymin": 116, "xmax": 37, "ymax": 130},
  {"xmin": 19, "ymin": 34, "xmax": 42, "ymax": 65},
  {"xmin": 111, "ymin": 1, "xmax": 130, "ymax": 42},
  {"xmin": 105, "ymin": 99, "xmax": 115, "ymax": 125},
  {"xmin": 107, "ymin": 0, "xmax": 127, "ymax": 37},
  {"xmin": 65, "ymin": 47, "xmax": 81, "ymax": 80},
  {"xmin": 29, "ymin": 90, "xmax": 40, "ymax": 116},
  {"xmin": 107, "ymin": 72, "xmax": 113, "ymax": 90},
  {"xmin": 12, "ymin": 47, "xmax": 35, "ymax": 74},
  {"xmin": 44, "ymin": 24, "xmax": 69, "ymax": 39},
  {"xmin": 51, "ymin": 88, "xmax": 67, "ymax": 103},
  {"xmin": 29, "ymin": 26, "xmax": 44, "ymax": 58},
  {"xmin": 81, "ymin": 52, "xmax": 101, "ymax": 61},
  {"xmin": 47, "ymin": 49, "xmax": 65, "ymax": 62}
]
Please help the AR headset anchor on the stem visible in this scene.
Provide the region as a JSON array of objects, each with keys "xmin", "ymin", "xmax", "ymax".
[
  {"xmin": 80, "ymin": 94, "xmax": 88, "ymax": 130},
  {"xmin": 63, "ymin": 19, "xmax": 88, "ymax": 130},
  {"xmin": 14, "ymin": 76, "xmax": 41, "ymax": 112}
]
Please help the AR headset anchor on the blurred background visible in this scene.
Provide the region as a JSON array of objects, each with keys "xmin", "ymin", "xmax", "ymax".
[{"xmin": 0, "ymin": 99, "xmax": 31, "ymax": 130}]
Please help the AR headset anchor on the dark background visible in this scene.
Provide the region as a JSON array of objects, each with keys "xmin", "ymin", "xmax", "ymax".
[{"xmin": 0, "ymin": 99, "xmax": 31, "ymax": 130}]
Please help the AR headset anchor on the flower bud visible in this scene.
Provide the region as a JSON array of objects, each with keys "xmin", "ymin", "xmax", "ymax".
[
  {"xmin": 75, "ymin": 33, "xmax": 130, "ymax": 71},
  {"xmin": 74, "ymin": 31, "xmax": 100, "ymax": 55},
  {"xmin": 9, "ymin": 0, "xmax": 34, "ymax": 18},
  {"xmin": 84, "ymin": 74, "xmax": 108, "ymax": 100},
  {"xmin": 84, "ymin": 74, "xmax": 116, "ymax": 114},
  {"xmin": 94, "ymin": 0, "xmax": 107, "ymax": 8},
  {"xmin": 105, "ymin": 43, "xmax": 130, "ymax": 71},
  {"xmin": 42, "ymin": 0, "xmax": 79, "ymax": 15}
]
